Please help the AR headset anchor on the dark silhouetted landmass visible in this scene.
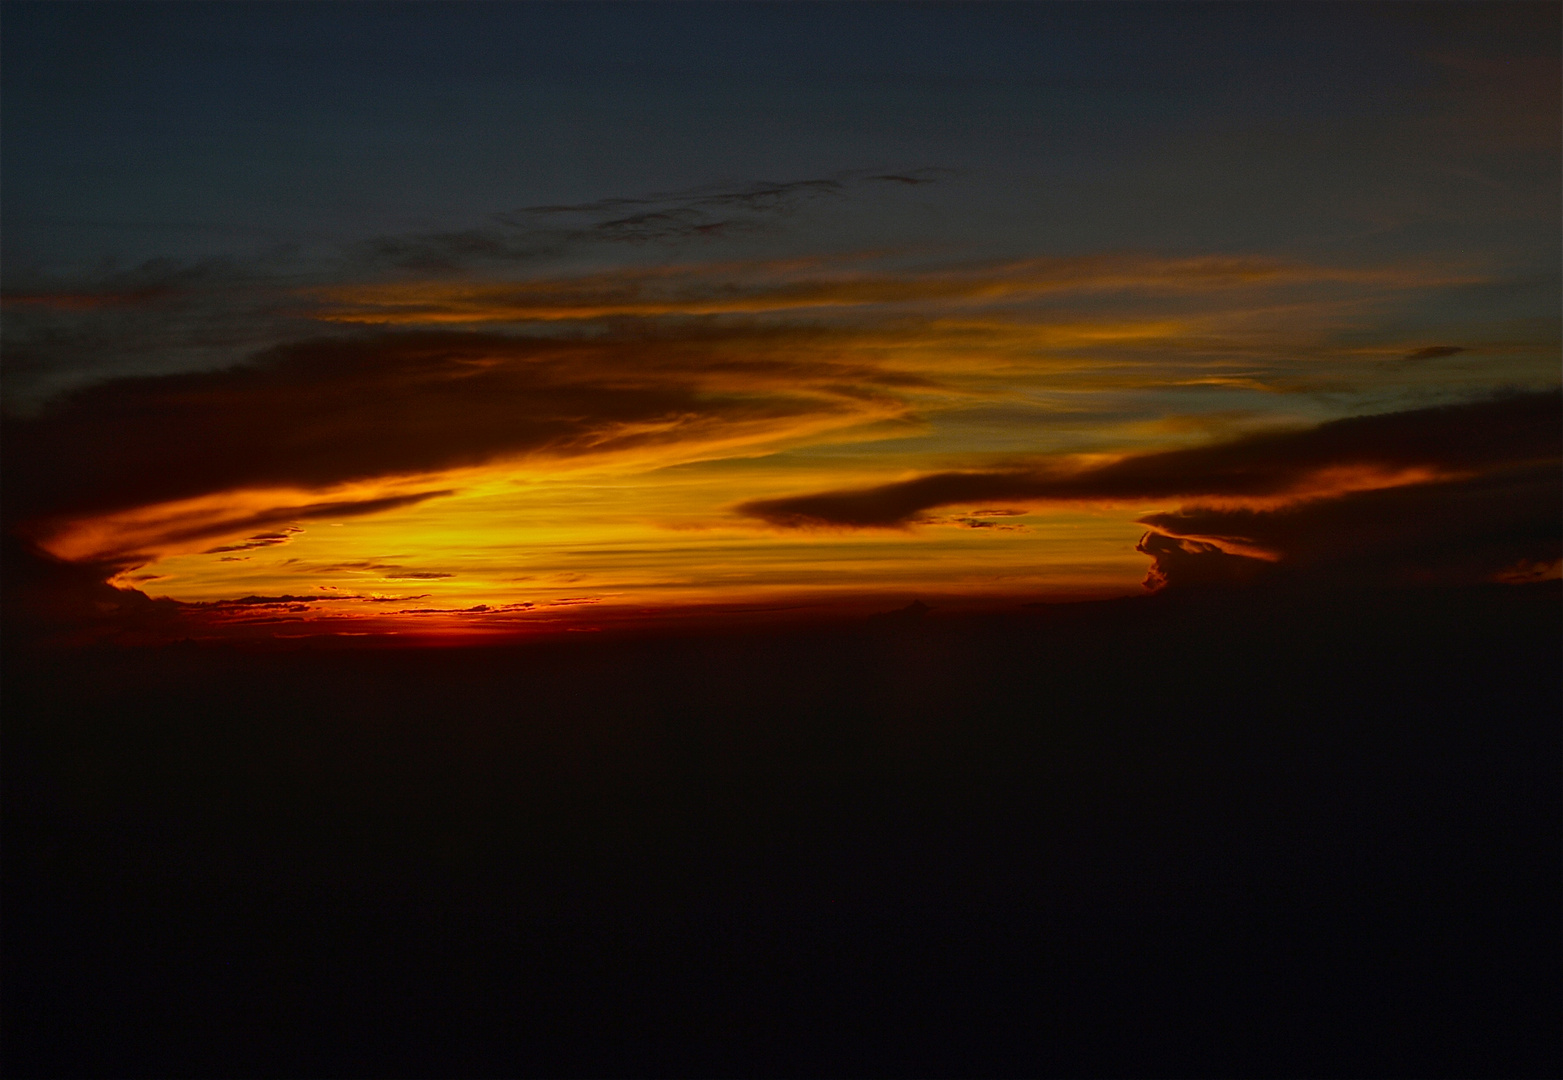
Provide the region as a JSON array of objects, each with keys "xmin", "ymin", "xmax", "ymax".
[{"xmin": 4, "ymin": 582, "xmax": 1558, "ymax": 1077}]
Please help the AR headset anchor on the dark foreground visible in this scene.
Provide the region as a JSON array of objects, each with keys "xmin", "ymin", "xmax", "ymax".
[{"xmin": 5, "ymin": 584, "xmax": 1560, "ymax": 1078}]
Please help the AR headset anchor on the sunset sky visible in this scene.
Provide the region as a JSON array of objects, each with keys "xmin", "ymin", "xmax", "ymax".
[
  {"xmin": 4, "ymin": 2, "xmax": 1558, "ymax": 640},
  {"xmin": 6, "ymin": 7, "xmax": 1561, "ymax": 1076}
]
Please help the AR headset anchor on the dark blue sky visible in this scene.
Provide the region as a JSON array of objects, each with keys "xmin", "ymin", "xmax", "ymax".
[{"xmin": 5, "ymin": 2, "xmax": 1555, "ymax": 272}]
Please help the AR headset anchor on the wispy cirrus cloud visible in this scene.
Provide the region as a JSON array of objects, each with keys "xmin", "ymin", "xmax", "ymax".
[
  {"xmin": 201, "ymin": 526, "xmax": 303, "ymax": 554},
  {"xmin": 0, "ymin": 172, "xmax": 949, "ymax": 410},
  {"xmin": 306, "ymin": 254, "xmax": 1471, "ymax": 325},
  {"xmin": 356, "ymin": 171, "xmax": 950, "ymax": 270}
]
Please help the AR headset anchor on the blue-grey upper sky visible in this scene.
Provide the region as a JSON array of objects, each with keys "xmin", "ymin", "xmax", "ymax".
[{"xmin": 6, "ymin": 2, "xmax": 1557, "ymax": 271}]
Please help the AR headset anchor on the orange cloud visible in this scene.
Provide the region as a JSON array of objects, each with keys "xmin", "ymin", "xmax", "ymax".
[
  {"xmin": 306, "ymin": 255, "xmax": 1470, "ymax": 325},
  {"xmin": 26, "ymin": 489, "xmax": 455, "ymax": 564}
]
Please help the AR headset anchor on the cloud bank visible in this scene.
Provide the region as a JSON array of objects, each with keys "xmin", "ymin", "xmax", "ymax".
[
  {"xmin": 6, "ymin": 326, "xmax": 924, "ymax": 560},
  {"xmin": 3, "ymin": 168, "xmax": 1556, "ymax": 632},
  {"xmin": 740, "ymin": 391, "xmax": 1562, "ymax": 588}
]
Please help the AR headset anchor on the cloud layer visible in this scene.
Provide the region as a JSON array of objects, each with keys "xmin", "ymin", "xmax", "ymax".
[
  {"xmin": 4, "ymin": 167, "xmax": 1556, "ymax": 626},
  {"xmin": 738, "ymin": 392, "xmax": 1559, "ymax": 526},
  {"xmin": 6, "ymin": 326, "xmax": 924, "ymax": 558},
  {"xmin": 359, "ymin": 171, "xmax": 949, "ymax": 270},
  {"xmin": 1138, "ymin": 461, "xmax": 1560, "ymax": 590},
  {"xmin": 308, "ymin": 254, "xmax": 1449, "ymax": 325},
  {"xmin": 740, "ymin": 391, "xmax": 1562, "ymax": 588}
]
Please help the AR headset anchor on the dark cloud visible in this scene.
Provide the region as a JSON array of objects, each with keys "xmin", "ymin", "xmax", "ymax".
[
  {"xmin": 866, "ymin": 598, "xmax": 933, "ymax": 625},
  {"xmin": 0, "ymin": 535, "xmax": 184, "ymax": 645},
  {"xmin": 201, "ymin": 527, "xmax": 303, "ymax": 554},
  {"xmin": 742, "ymin": 391, "xmax": 1561, "ymax": 590},
  {"xmin": 951, "ymin": 518, "xmax": 1027, "ymax": 531},
  {"xmin": 1134, "ymin": 530, "xmax": 1275, "ymax": 592},
  {"xmin": 0, "ymin": 541, "xmax": 458, "ymax": 643},
  {"xmin": 180, "ymin": 494, "xmax": 450, "ymax": 543},
  {"xmin": 0, "ymin": 254, "xmax": 340, "ymax": 413},
  {"xmin": 306, "ymin": 561, "xmax": 408, "ymax": 574},
  {"xmin": 1, "ymin": 174, "xmax": 948, "ymax": 409},
  {"xmin": 193, "ymin": 594, "xmax": 335, "ymax": 608},
  {"xmin": 502, "ymin": 176, "xmax": 850, "ymax": 221},
  {"xmin": 1138, "ymin": 461, "xmax": 1560, "ymax": 590},
  {"xmin": 738, "ymin": 392, "xmax": 1561, "ymax": 528},
  {"xmin": 389, "ymin": 602, "xmax": 533, "ymax": 615},
  {"xmin": 364, "ymin": 172, "xmax": 938, "ymax": 270},
  {"xmin": 5, "ymin": 328, "xmax": 908, "ymax": 528},
  {"xmin": 183, "ymin": 592, "xmax": 430, "ymax": 611},
  {"xmin": 1404, "ymin": 345, "xmax": 1466, "ymax": 361}
]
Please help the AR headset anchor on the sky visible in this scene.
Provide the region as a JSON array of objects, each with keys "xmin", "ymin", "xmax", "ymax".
[{"xmin": 3, "ymin": 1, "xmax": 1559, "ymax": 642}]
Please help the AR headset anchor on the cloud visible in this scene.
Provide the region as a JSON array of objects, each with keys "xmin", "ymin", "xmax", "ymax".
[
  {"xmin": 1404, "ymin": 345, "xmax": 1466, "ymax": 361},
  {"xmin": 27, "ymin": 491, "xmax": 454, "ymax": 564},
  {"xmin": 0, "ymin": 173, "xmax": 952, "ymax": 409},
  {"xmin": 308, "ymin": 255, "xmax": 1459, "ymax": 326},
  {"xmin": 180, "ymin": 591, "xmax": 436, "ymax": 610},
  {"xmin": 0, "ymin": 254, "xmax": 343, "ymax": 414},
  {"xmin": 359, "ymin": 171, "xmax": 941, "ymax": 270},
  {"xmin": 0, "ymin": 534, "xmax": 186, "ymax": 645},
  {"xmin": 306, "ymin": 561, "xmax": 407, "ymax": 574},
  {"xmin": 1134, "ymin": 531, "xmax": 1272, "ymax": 592},
  {"xmin": 738, "ymin": 391, "xmax": 1560, "ymax": 528},
  {"xmin": 189, "ymin": 593, "xmax": 337, "ymax": 607},
  {"xmin": 385, "ymin": 602, "xmax": 536, "ymax": 616},
  {"xmin": 502, "ymin": 175, "xmax": 855, "ymax": 222},
  {"xmin": 201, "ymin": 526, "xmax": 303, "ymax": 554},
  {"xmin": 949, "ymin": 517, "xmax": 1028, "ymax": 531},
  {"xmin": 6, "ymin": 327, "xmax": 917, "ymax": 533},
  {"xmin": 741, "ymin": 391, "xmax": 1561, "ymax": 589},
  {"xmin": 5, "ymin": 164, "xmax": 1549, "ymax": 633},
  {"xmin": 1137, "ymin": 461, "xmax": 1561, "ymax": 590}
]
